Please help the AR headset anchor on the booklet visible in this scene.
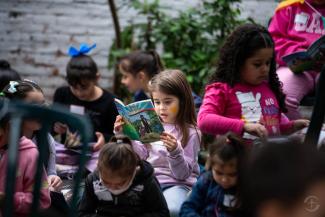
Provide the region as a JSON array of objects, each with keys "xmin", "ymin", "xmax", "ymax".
[
  {"xmin": 114, "ymin": 98, "xmax": 164, "ymax": 143},
  {"xmin": 282, "ymin": 35, "xmax": 325, "ymax": 74}
]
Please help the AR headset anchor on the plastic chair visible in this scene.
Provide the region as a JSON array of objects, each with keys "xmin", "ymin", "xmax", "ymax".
[
  {"xmin": 0, "ymin": 99, "xmax": 93, "ymax": 217},
  {"xmin": 304, "ymin": 66, "xmax": 325, "ymax": 147}
]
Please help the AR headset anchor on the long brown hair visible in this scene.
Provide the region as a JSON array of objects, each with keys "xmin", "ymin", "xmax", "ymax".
[{"xmin": 149, "ymin": 69, "xmax": 197, "ymax": 147}]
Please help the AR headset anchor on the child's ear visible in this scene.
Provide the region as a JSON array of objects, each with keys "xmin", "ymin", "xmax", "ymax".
[
  {"xmin": 137, "ymin": 71, "xmax": 147, "ymax": 81},
  {"xmin": 95, "ymin": 73, "xmax": 101, "ymax": 81}
]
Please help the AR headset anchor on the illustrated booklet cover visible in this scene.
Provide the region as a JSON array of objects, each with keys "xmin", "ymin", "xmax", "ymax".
[
  {"xmin": 282, "ymin": 35, "xmax": 325, "ymax": 74},
  {"xmin": 114, "ymin": 98, "xmax": 164, "ymax": 143}
]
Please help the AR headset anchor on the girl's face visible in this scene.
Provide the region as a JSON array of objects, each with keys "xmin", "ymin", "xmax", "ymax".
[
  {"xmin": 212, "ymin": 157, "xmax": 238, "ymax": 189},
  {"xmin": 70, "ymin": 80, "xmax": 97, "ymax": 101},
  {"xmin": 23, "ymin": 90, "xmax": 45, "ymax": 131},
  {"xmin": 240, "ymin": 48, "xmax": 273, "ymax": 86},
  {"xmin": 100, "ymin": 168, "xmax": 134, "ymax": 190},
  {"xmin": 152, "ymin": 91, "xmax": 179, "ymax": 124},
  {"xmin": 119, "ymin": 65, "xmax": 149, "ymax": 93}
]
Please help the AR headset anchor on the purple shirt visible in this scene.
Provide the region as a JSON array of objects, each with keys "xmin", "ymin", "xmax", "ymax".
[{"xmin": 132, "ymin": 123, "xmax": 201, "ymax": 188}]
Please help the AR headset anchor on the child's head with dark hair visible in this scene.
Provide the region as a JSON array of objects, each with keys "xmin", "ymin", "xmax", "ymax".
[
  {"xmin": 2, "ymin": 80, "xmax": 45, "ymax": 136},
  {"xmin": 2, "ymin": 80, "xmax": 43, "ymax": 103},
  {"xmin": 210, "ymin": 23, "xmax": 287, "ymax": 113},
  {"xmin": 0, "ymin": 97, "xmax": 10, "ymax": 150},
  {"xmin": 241, "ymin": 139, "xmax": 325, "ymax": 217},
  {"xmin": 0, "ymin": 60, "xmax": 21, "ymax": 91},
  {"xmin": 118, "ymin": 50, "xmax": 164, "ymax": 93},
  {"xmin": 207, "ymin": 132, "xmax": 246, "ymax": 190},
  {"xmin": 66, "ymin": 55, "xmax": 100, "ymax": 101},
  {"xmin": 98, "ymin": 135, "xmax": 140, "ymax": 194},
  {"xmin": 149, "ymin": 69, "xmax": 196, "ymax": 147}
]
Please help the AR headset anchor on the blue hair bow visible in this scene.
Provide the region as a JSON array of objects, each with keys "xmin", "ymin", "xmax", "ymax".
[{"xmin": 68, "ymin": 43, "xmax": 96, "ymax": 57}]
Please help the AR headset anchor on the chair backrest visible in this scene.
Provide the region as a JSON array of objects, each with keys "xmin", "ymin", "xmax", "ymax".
[
  {"xmin": 304, "ymin": 66, "xmax": 325, "ymax": 147},
  {"xmin": 0, "ymin": 99, "xmax": 93, "ymax": 217}
]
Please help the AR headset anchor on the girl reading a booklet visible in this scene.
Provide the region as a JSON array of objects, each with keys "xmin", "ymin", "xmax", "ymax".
[
  {"xmin": 268, "ymin": 0, "xmax": 325, "ymax": 120},
  {"xmin": 114, "ymin": 69, "xmax": 201, "ymax": 217}
]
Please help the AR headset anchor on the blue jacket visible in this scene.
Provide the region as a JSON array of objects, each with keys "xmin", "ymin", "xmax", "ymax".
[{"xmin": 180, "ymin": 171, "xmax": 239, "ymax": 217}]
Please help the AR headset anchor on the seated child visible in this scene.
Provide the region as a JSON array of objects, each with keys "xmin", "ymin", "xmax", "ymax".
[
  {"xmin": 78, "ymin": 135, "xmax": 170, "ymax": 217},
  {"xmin": 2, "ymin": 80, "xmax": 62, "ymax": 190},
  {"xmin": 0, "ymin": 105, "xmax": 50, "ymax": 216},
  {"xmin": 180, "ymin": 132, "xmax": 246, "ymax": 217},
  {"xmin": 53, "ymin": 43, "xmax": 118, "ymax": 151}
]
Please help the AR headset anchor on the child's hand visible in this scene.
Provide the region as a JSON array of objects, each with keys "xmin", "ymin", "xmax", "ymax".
[
  {"xmin": 93, "ymin": 132, "xmax": 105, "ymax": 152},
  {"xmin": 53, "ymin": 122, "xmax": 68, "ymax": 134},
  {"xmin": 293, "ymin": 119, "xmax": 310, "ymax": 132},
  {"xmin": 48, "ymin": 175, "xmax": 62, "ymax": 191},
  {"xmin": 114, "ymin": 115, "xmax": 125, "ymax": 134},
  {"xmin": 244, "ymin": 123, "xmax": 268, "ymax": 138},
  {"xmin": 161, "ymin": 132, "xmax": 178, "ymax": 152}
]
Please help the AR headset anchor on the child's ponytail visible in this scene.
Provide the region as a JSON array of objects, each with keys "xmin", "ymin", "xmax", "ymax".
[{"xmin": 148, "ymin": 50, "xmax": 164, "ymax": 74}]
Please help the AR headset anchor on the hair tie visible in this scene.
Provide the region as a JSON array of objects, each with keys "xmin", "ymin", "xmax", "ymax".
[
  {"xmin": 116, "ymin": 139, "xmax": 123, "ymax": 144},
  {"xmin": 68, "ymin": 43, "xmax": 96, "ymax": 57},
  {"xmin": 8, "ymin": 81, "xmax": 19, "ymax": 93},
  {"xmin": 0, "ymin": 92, "xmax": 5, "ymax": 97}
]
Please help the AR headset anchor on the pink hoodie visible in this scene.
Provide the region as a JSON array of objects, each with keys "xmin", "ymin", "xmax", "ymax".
[
  {"xmin": 0, "ymin": 136, "xmax": 50, "ymax": 216},
  {"xmin": 269, "ymin": 0, "xmax": 325, "ymax": 66}
]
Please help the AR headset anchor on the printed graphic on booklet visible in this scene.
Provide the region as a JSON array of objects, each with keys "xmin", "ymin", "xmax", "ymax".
[
  {"xmin": 282, "ymin": 35, "xmax": 325, "ymax": 74},
  {"xmin": 114, "ymin": 98, "xmax": 164, "ymax": 143}
]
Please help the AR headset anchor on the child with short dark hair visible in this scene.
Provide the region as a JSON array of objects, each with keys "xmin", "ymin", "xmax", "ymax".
[
  {"xmin": 78, "ymin": 135, "xmax": 170, "ymax": 217},
  {"xmin": 180, "ymin": 132, "xmax": 245, "ymax": 217},
  {"xmin": 53, "ymin": 44, "xmax": 118, "ymax": 151}
]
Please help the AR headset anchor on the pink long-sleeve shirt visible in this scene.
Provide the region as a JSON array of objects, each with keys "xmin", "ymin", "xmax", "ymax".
[
  {"xmin": 197, "ymin": 82, "xmax": 294, "ymax": 138},
  {"xmin": 269, "ymin": 0, "xmax": 325, "ymax": 66},
  {"xmin": 0, "ymin": 136, "xmax": 50, "ymax": 216},
  {"xmin": 132, "ymin": 123, "xmax": 201, "ymax": 188}
]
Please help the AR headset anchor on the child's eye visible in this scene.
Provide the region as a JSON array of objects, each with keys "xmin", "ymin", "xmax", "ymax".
[
  {"xmin": 164, "ymin": 101, "xmax": 172, "ymax": 105},
  {"xmin": 254, "ymin": 63, "xmax": 262, "ymax": 67},
  {"xmin": 154, "ymin": 101, "xmax": 160, "ymax": 105}
]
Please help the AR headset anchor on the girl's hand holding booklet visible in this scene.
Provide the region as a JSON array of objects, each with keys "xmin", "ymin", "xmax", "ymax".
[
  {"xmin": 114, "ymin": 98, "xmax": 164, "ymax": 143},
  {"xmin": 282, "ymin": 35, "xmax": 325, "ymax": 74}
]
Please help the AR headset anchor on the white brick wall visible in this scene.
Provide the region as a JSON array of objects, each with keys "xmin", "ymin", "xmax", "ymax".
[{"xmin": 0, "ymin": 0, "xmax": 279, "ymax": 100}]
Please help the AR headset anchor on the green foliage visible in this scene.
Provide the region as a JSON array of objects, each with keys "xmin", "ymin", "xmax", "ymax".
[{"xmin": 109, "ymin": 0, "xmax": 247, "ymax": 97}]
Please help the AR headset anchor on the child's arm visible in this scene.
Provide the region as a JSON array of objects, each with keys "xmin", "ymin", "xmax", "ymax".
[
  {"xmin": 279, "ymin": 113, "xmax": 309, "ymax": 134},
  {"xmin": 140, "ymin": 177, "xmax": 170, "ymax": 217},
  {"xmin": 269, "ymin": 7, "xmax": 309, "ymax": 65},
  {"xmin": 78, "ymin": 175, "xmax": 98, "ymax": 217},
  {"xmin": 179, "ymin": 173, "xmax": 209, "ymax": 217},
  {"xmin": 14, "ymin": 151, "xmax": 50, "ymax": 213},
  {"xmin": 198, "ymin": 84, "xmax": 245, "ymax": 135},
  {"xmin": 161, "ymin": 131, "xmax": 200, "ymax": 180}
]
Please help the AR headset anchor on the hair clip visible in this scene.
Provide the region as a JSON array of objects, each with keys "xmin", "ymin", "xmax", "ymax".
[
  {"xmin": 68, "ymin": 43, "xmax": 96, "ymax": 57},
  {"xmin": 116, "ymin": 139, "xmax": 123, "ymax": 144},
  {"xmin": 8, "ymin": 81, "xmax": 19, "ymax": 93},
  {"xmin": 0, "ymin": 92, "xmax": 5, "ymax": 97}
]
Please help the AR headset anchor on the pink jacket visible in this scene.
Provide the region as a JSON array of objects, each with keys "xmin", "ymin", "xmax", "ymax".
[
  {"xmin": 269, "ymin": 0, "xmax": 325, "ymax": 66},
  {"xmin": 197, "ymin": 82, "xmax": 293, "ymax": 138},
  {"xmin": 132, "ymin": 123, "xmax": 201, "ymax": 188},
  {"xmin": 0, "ymin": 136, "xmax": 50, "ymax": 216}
]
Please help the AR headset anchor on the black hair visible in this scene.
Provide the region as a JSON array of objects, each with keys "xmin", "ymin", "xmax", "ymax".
[
  {"xmin": 0, "ymin": 60, "xmax": 21, "ymax": 91},
  {"xmin": 2, "ymin": 80, "xmax": 43, "ymax": 100},
  {"xmin": 98, "ymin": 135, "xmax": 140, "ymax": 177},
  {"xmin": 209, "ymin": 23, "xmax": 287, "ymax": 113},
  {"xmin": 66, "ymin": 54, "xmax": 98, "ymax": 86},
  {"xmin": 240, "ymin": 138, "xmax": 325, "ymax": 217},
  {"xmin": 118, "ymin": 50, "xmax": 164, "ymax": 79},
  {"xmin": 206, "ymin": 132, "xmax": 246, "ymax": 170}
]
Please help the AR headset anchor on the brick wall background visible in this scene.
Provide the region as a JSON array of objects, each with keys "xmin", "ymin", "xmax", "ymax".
[{"xmin": 0, "ymin": 0, "xmax": 279, "ymax": 100}]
